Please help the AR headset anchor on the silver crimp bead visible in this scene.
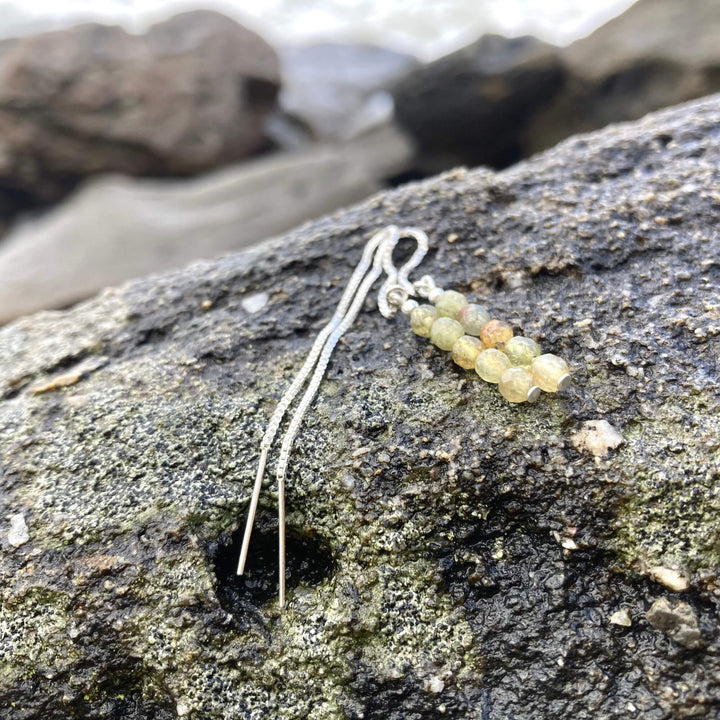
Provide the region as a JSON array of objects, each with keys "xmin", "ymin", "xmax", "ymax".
[
  {"xmin": 414, "ymin": 274, "xmax": 444, "ymax": 300},
  {"xmin": 428, "ymin": 287, "xmax": 444, "ymax": 303}
]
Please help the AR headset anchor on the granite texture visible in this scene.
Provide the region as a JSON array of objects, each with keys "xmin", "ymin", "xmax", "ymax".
[{"xmin": 1, "ymin": 94, "xmax": 719, "ymax": 719}]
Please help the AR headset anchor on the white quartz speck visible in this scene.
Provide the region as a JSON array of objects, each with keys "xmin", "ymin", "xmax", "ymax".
[
  {"xmin": 8, "ymin": 513, "xmax": 29, "ymax": 547},
  {"xmin": 241, "ymin": 292, "xmax": 269, "ymax": 314},
  {"xmin": 423, "ymin": 676, "xmax": 445, "ymax": 694},
  {"xmin": 649, "ymin": 565, "xmax": 690, "ymax": 592},
  {"xmin": 609, "ymin": 608, "xmax": 632, "ymax": 627},
  {"xmin": 571, "ymin": 419, "xmax": 624, "ymax": 457}
]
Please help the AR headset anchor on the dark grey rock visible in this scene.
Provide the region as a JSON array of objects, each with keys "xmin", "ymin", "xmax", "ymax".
[
  {"xmin": 392, "ymin": 34, "xmax": 566, "ymax": 171},
  {"xmin": 1, "ymin": 94, "xmax": 720, "ymax": 719},
  {"xmin": 0, "ymin": 11, "xmax": 280, "ymax": 217},
  {"xmin": 526, "ymin": 0, "xmax": 720, "ymax": 156}
]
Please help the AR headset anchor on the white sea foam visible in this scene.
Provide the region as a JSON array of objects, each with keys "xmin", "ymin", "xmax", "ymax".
[{"xmin": 0, "ymin": 0, "xmax": 637, "ymax": 57}]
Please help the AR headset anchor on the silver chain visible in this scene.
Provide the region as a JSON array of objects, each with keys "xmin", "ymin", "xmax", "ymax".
[{"xmin": 237, "ymin": 226, "xmax": 429, "ymax": 607}]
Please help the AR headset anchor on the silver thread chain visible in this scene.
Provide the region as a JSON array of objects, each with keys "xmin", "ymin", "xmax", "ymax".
[{"xmin": 237, "ymin": 226, "xmax": 429, "ymax": 607}]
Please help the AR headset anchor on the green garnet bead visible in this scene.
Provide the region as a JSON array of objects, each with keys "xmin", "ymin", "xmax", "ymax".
[
  {"xmin": 504, "ymin": 336, "xmax": 541, "ymax": 367},
  {"xmin": 531, "ymin": 353, "xmax": 571, "ymax": 392},
  {"xmin": 410, "ymin": 304, "xmax": 438, "ymax": 338},
  {"xmin": 480, "ymin": 319, "xmax": 514, "ymax": 349},
  {"xmin": 435, "ymin": 290, "xmax": 468, "ymax": 319},
  {"xmin": 475, "ymin": 348, "xmax": 511, "ymax": 383},
  {"xmin": 499, "ymin": 367, "xmax": 534, "ymax": 403},
  {"xmin": 430, "ymin": 317, "xmax": 465, "ymax": 351},
  {"xmin": 457, "ymin": 304, "xmax": 492, "ymax": 336},
  {"xmin": 452, "ymin": 335, "xmax": 483, "ymax": 369}
]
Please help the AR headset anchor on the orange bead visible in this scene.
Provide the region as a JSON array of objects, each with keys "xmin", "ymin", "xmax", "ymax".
[{"xmin": 480, "ymin": 319, "xmax": 514, "ymax": 349}]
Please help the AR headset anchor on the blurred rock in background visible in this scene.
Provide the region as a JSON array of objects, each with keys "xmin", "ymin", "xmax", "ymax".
[
  {"xmin": 392, "ymin": 0, "xmax": 720, "ymax": 172},
  {"xmin": 0, "ymin": 10, "xmax": 280, "ymax": 218},
  {"xmin": 525, "ymin": 0, "xmax": 720, "ymax": 155},
  {"xmin": 3, "ymin": 0, "xmax": 720, "ymax": 326},
  {"xmin": 393, "ymin": 34, "xmax": 565, "ymax": 172},
  {"xmin": 0, "ymin": 124, "xmax": 412, "ymax": 323},
  {"xmin": 276, "ymin": 43, "xmax": 419, "ymax": 143}
]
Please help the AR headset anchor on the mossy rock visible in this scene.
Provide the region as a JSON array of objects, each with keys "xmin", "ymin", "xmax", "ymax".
[{"xmin": 1, "ymin": 94, "xmax": 719, "ymax": 719}]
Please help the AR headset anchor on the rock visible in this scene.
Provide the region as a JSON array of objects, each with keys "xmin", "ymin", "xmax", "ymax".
[
  {"xmin": 278, "ymin": 43, "xmax": 419, "ymax": 142},
  {"xmin": 1, "ymin": 94, "xmax": 720, "ymax": 719},
  {"xmin": 392, "ymin": 34, "xmax": 566, "ymax": 171},
  {"xmin": 571, "ymin": 419, "xmax": 624, "ymax": 457},
  {"xmin": 646, "ymin": 598, "xmax": 703, "ymax": 649},
  {"xmin": 525, "ymin": 0, "xmax": 720, "ymax": 155},
  {"xmin": 0, "ymin": 11, "xmax": 280, "ymax": 217},
  {"xmin": 7, "ymin": 513, "xmax": 29, "ymax": 547},
  {"xmin": 649, "ymin": 565, "xmax": 690, "ymax": 592},
  {"xmin": 0, "ymin": 123, "xmax": 413, "ymax": 323},
  {"xmin": 609, "ymin": 608, "xmax": 632, "ymax": 627}
]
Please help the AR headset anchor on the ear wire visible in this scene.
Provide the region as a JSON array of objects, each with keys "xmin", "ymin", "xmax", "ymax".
[{"xmin": 237, "ymin": 226, "xmax": 428, "ymax": 607}]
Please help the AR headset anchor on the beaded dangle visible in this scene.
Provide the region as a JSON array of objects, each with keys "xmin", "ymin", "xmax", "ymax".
[
  {"xmin": 237, "ymin": 226, "xmax": 570, "ymax": 607},
  {"xmin": 408, "ymin": 283, "xmax": 571, "ymax": 403}
]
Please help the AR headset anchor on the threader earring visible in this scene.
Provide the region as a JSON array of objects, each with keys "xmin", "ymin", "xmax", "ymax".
[{"xmin": 237, "ymin": 226, "xmax": 571, "ymax": 607}]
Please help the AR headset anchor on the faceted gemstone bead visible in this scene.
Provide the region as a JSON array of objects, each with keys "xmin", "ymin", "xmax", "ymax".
[
  {"xmin": 474, "ymin": 348, "xmax": 511, "ymax": 383},
  {"xmin": 452, "ymin": 335, "xmax": 483, "ymax": 369},
  {"xmin": 457, "ymin": 304, "xmax": 492, "ymax": 336},
  {"xmin": 499, "ymin": 367, "xmax": 534, "ymax": 403},
  {"xmin": 430, "ymin": 317, "xmax": 465, "ymax": 351},
  {"xmin": 480, "ymin": 319, "xmax": 514, "ymax": 349},
  {"xmin": 504, "ymin": 336, "xmax": 541, "ymax": 367},
  {"xmin": 410, "ymin": 304, "xmax": 438, "ymax": 338},
  {"xmin": 531, "ymin": 353, "xmax": 570, "ymax": 392},
  {"xmin": 434, "ymin": 290, "xmax": 468, "ymax": 319}
]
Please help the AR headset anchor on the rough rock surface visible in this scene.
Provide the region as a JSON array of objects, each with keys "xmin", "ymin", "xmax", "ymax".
[
  {"xmin": 525, "ymin": 0, "xmax": 720, "ymax": 155},
  {"xmin": 0, "ymin": 10, "xmax": 279, "ymax": 217},
  {"xmin": 392, "ymin": 34, "xmax": 566, "ymax": 171},
  {"xmin": 1, "ymin": 95, "xmax": 720, "ymax": 719},
  {"xmin": 0, "ymin": 123, "xmax": 413, "ymax": 324}
]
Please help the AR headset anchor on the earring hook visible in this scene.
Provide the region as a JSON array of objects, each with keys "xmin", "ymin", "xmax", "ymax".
[{"xmin": 237, "ymin": 226, "xmax": 428, "ymax": 607}]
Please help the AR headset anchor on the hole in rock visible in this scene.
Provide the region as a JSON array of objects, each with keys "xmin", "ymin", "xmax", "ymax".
[{"xmin": 212, "ymin": 517, "xmax": 336, "ymax": 615}]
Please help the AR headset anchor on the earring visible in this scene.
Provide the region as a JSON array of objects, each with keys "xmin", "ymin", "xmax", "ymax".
[
  {"xmin": 237, "ymin": 226, "xmax": 570, "ymax": 607},
  {"xmin": 406, "ymin": 278, "xmax": 571, "ymax": 403}
]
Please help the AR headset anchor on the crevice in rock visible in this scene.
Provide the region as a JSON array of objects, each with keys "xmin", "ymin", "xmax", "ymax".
[{"xmin": 210, "ymin": 516, "xmax": 336, "ymax": 617}]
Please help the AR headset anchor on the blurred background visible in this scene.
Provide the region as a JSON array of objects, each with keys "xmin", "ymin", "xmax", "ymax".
[{"xmin": 0, "ymin": 0, "xmax": 718, "ymax": 324}]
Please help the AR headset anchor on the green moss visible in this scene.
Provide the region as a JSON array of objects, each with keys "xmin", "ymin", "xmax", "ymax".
[
  {"xmin": 612, "ymin": 393, "xmax": 720, "ymax": 574},
  {"xmin": 0, "ymin": 588, "xmax": 77, "ymax": 683}
]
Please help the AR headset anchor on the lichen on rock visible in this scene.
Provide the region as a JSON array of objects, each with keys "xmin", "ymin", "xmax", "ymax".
[{"xmin": 1, "ymin": 94, "xmax": 720, "ymax": 718}]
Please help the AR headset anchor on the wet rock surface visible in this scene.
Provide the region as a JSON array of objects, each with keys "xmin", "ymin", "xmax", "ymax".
[
  {"xmin": 1, "ymin": 94, "xmax": 720, "ymax": 719},
  {"xmin": 0, "ymin": 10, "xmax": 279, "ymax": 217}
]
